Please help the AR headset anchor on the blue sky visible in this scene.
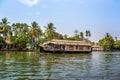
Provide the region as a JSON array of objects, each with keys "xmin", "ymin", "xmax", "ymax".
[{"xmin": 0, "ymin": 0, "xmax": 120, "ymax": 42}]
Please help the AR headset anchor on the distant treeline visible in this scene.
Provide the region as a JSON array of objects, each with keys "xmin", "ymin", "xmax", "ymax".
[
  {"xmin": 0, "ymin": 17, "xmax": 92, "ymax": 50},
  {"xmin": 0, "ymin": 17, "xmax": 119, "ymax": 51}
]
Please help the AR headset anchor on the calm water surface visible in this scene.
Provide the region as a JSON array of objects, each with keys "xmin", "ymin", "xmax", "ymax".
[{"xmin": 0, "ymin": 51, "xmax": 120, "ymax": 80}]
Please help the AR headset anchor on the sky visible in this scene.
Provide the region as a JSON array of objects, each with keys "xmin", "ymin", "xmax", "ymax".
[{"xmin": 0, "ymin": 0, "xmax": 120, "ymax": 42}]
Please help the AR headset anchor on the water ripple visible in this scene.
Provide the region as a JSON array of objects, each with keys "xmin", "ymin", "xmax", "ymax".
[{"xmin": 0, "ymin": 52, "xmax": 120, "ymax": 80}]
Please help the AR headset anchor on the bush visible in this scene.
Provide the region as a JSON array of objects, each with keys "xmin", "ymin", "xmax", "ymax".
[{"xmin": 0, "ymin": 43, "xmax": 3, "ymax": 48}]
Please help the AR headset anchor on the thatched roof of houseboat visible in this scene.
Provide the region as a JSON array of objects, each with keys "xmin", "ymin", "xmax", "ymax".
[
  {"xmin": 42, "ymin": 39, "xmax": 91, "ymax": 46},
  {"xmin": 92, "ymin": 45, "xmax": 99, "ymax": 48},
  {"xmin": 92, "ymin": 45, "xmax": 103, "ymax": 48},
  {"xmin": 5, "ymin": 37, "xmax": 12, "ymax": 45},
  {"xmin": 92, "ymin": 45, "xmax": 104, "ymax": 51},
  {"xmin": 5, "ymin": 39, "xmax": 12, "ymax": 45}
]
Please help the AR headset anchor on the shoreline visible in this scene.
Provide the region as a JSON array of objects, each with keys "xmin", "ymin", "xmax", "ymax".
[
  {"xmin": 0, "ymin": 49, "xmax": 39, "ymax": 52},
  {"xmin": 1, "ymin": 49, "xmax": 120, "ymax": 53}
]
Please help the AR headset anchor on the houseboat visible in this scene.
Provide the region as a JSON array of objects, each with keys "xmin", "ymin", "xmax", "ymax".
[
  {"xmin": 92, "ymin": 45, "xmax": 104, "ymax": 51},
  {"xmin": 39, "ymin": 39, "xmax": 92, "ymax": 53}
]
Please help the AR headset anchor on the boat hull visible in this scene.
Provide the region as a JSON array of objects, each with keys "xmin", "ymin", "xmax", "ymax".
[{"xmin": 40, "ymin": 46, "xmax": 92, "ymax": 53}]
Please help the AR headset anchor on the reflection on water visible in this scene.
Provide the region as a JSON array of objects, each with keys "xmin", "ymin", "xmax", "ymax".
[{"xmin": 0, "ymin": 51, "xmax": 120, "ymax": 80}]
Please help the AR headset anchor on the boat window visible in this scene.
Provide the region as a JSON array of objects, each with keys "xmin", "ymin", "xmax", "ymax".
[
  {"xmin": 69, "ymin": 45, "xmax": 74, "ymax": 50},
  {"xmin": 79, "ymin": 46, "xmax": 83, "ymax": 50},
  {"xmin": 76, "ymin": 46, "xmax": 78, "ymax": 50},
  {"xmin": 87, "ymin": 46, "xmax": 90, "ymax": 49}
]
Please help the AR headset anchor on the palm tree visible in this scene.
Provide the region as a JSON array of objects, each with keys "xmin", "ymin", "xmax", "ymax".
[
  {"xmin": 115, "ymin": 36, "xmax": 117, "ymax": 41},
  {"xmin": 0, "ymin": 18, "xmax": 10, "ymax": 40},
  {"xmin": 64, "ymin": 34, "xmax": 68, "ymax": 40},
  {"xmin": 0, "ymin": 18, "xmax": 11, "ymax": 48},
  {"xmin": 44, "ymin": 22, "xmax": 56, "ymax": 40},
  {"xmin": 85, "ymin": 30, "xmax": 91, "ymax": 43},
  {"xmin": 30, "ymin": 21, "xmax": 42, "ymax": 38},
  {"xmin": 12, "ymin": 23, "xmax": 29, "ymax": 36},
  {"xmin": 105, "ymin": 33, "xmax": 114, "ymax": 50},
  {"xmin": 74, "ymin": 30, "xmax": 79, "ymax": 35},
  {"xmin": 11, "ymin": 23, "xmax": 29, "ymax": 48},
  {"xmin": 73, "ymin": 29, "xmax": 80, "ymax": 40},
  {"xmin": 12, "ymin": 23, "xmax": 21, "ymax": 37},
  {"xmin": 29, "ymin": 21, "xmax": 42, "ymax": 49},
  {"xmin": 22, "ymin": 23, "xmax": 29, "ymax": 34},
  {"xmin": 88, "ymin": 30, "xmax": 91, "ymax": 37},
  {"xmin": 80, "ymin": 32, "xmax": 84, "ymax": 41},
  {"xmin": 85, "ymin": 30, "xmax": 88, "ymax": 37},
  {"xmin": 85, "ymin": 30, "xmax": 91, "ymax": 38},
  {"xmin": 99, "ymin": 33, "xmax": 114, "ymax": 50}
]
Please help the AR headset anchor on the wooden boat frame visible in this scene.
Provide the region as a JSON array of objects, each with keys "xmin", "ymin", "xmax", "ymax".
[{"xmin": 39, "ymin": 39, "xmax": 92, "ymax": 53}]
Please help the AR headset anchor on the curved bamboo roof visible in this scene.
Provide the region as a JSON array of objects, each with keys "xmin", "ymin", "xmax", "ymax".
[
  {"xmin": 43, "ymin": 39, "xmax": 91, "ymax": 46},
  {"xmin": 92, "ymin": 45, "xmax": 103, "ymax": 48},
  {"xmin": 5, "ymin": 40, "xmax": 12, "ymax": 45}
]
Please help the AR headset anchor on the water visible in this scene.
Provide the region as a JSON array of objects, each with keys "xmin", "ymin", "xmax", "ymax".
[{"xmin": 0, "ymin": 51, "xmax": 120, "ymax": 80}]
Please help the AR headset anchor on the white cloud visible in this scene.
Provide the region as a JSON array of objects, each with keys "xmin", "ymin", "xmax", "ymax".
[{"xmin": 19, "ymin": 0, "xmax": 40, "ymax": 7}]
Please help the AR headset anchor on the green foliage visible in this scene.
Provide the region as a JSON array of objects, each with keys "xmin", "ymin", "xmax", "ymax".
[
  {"xmin": 44, "ymin": 23, "xmax": 63, "ymax": 40},
  {"xmin": 15, "ymin": 34, "xmax": 28, "ymax": 49},
  {"xmin": 0, "ymin": 36, "xmax": 4, "ymax": 43},
  {"xmin": 0, "ymin": 36, "xmax": 4, "ymax": 48},
  {"xmin": 0, "ymin": 17, "xmax": 95, "ymax": 50},
  {"xmin": 73, "ymin": 34, "xmax": 80, "ymax": 41},
  {"xmin": 44, "ymin": 23, "xmax": 57, "ymax": 40},
  {"xmin": 85, "ymin": 30, "xmax": 91, "ymax": 37},
  {"xmin": 63, "ymin": 34, "xmax": 68, "ymax": 40},
  {"xmin": 80, "ymin": 32, "xmax": 84, "ymax": 40},
  {"xmin": 114, "ymin": 40, "xmax": 120, "ymax": 49},
  {"xmin": 12, "ymin": 23, "xmax": 29, "ymax": 37},
  {"xmin": 29, "ymin": 21, "xmax": 42, "ymax": 38},
  {"xmin": 100, "ymin": 39, "xmax": 110, "ymax": 50},
  {"xmin": 99, "ymin": 33, "xmax": 114, "ymax": 50},
  {"xmin": 28, "ymin": 21, "xmax": 42, "ymax": 49},
  {"xmin": 37, "ymin": 38, "xmax": 48, "ymax": 44},
  {"xmin": 0, "ymin": 17, "xmax": 10, "ymax": 40},
  {"xmin": 0, "ymin": 43, "xmax": 3, "ymax": 48},
  {"xmin": 67, "ymin": 37, "xmax": 76, "ymax": 40},
  {"xmin": 57, "ymin": 34, "xmax": 63, "ymax": 39}
]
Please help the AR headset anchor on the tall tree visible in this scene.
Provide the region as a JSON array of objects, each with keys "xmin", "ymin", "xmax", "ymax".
[
  {"xmin": 0, "ymin": 17, "xmax": 10, "ymax": 40},
  {"xmin": 28, "ymin": 21, "xmax": 42, "ymax": 49},
  {"xmin": 11, "ymin": 23, "xmax": 29, "ymax": 48},
  {"xmin": 63, "ymin": 34, "xmax": 68, "ymax": 40},
  {"xmin": 12, "ymin": 23, "xmax": 20, "ymax": 37},
  {"xmin": 114, "ymin": 40, "xmax": 120, "ymax": 49},
  {"xmin": 115, "ymin": 36, "xmax": 117, "ymax": 41},
  {"xmin": 0, "ymin": 36, "xmax": 4, "ymax": 48},
  {"xmin": 74, "ymin": 30, "xmax": 79, "ymax": 35},
  {"xmin": 15, "ymin": 33, "xmax": 29, "ymax": 49},
  {"xmin": 85, "ymin": 30, "xmax": 91, "ymax": 37},
  {"xmin": 99, "ymin": 33, "xmax": 114, "ymax": 50},
  {"xmin": 80, "ymin": 32, "xmax": 84, "ymax": 41},
  {"xmin": 73, "ymin": 29, "xmax": 80, "ymax": 40},
  {"xmin": 44, "ymin": 22, "xmax": 56, "ymax": 40},
  {"xmin": 29, "ymin": 21, "xmax": 42, "ymax": 39},
  {"xmin": 12, "ymin": 23, "xmax": 28, "ymax": 37}
]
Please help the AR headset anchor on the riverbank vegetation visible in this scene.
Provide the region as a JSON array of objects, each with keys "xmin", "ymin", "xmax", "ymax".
[
  {"xmin": 0, "ymin": 17, "xmax": 120, "ymax": 51},
  {"xmin": 98, "ymin": 33, "xmax": 120, "ymax": 51}
]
